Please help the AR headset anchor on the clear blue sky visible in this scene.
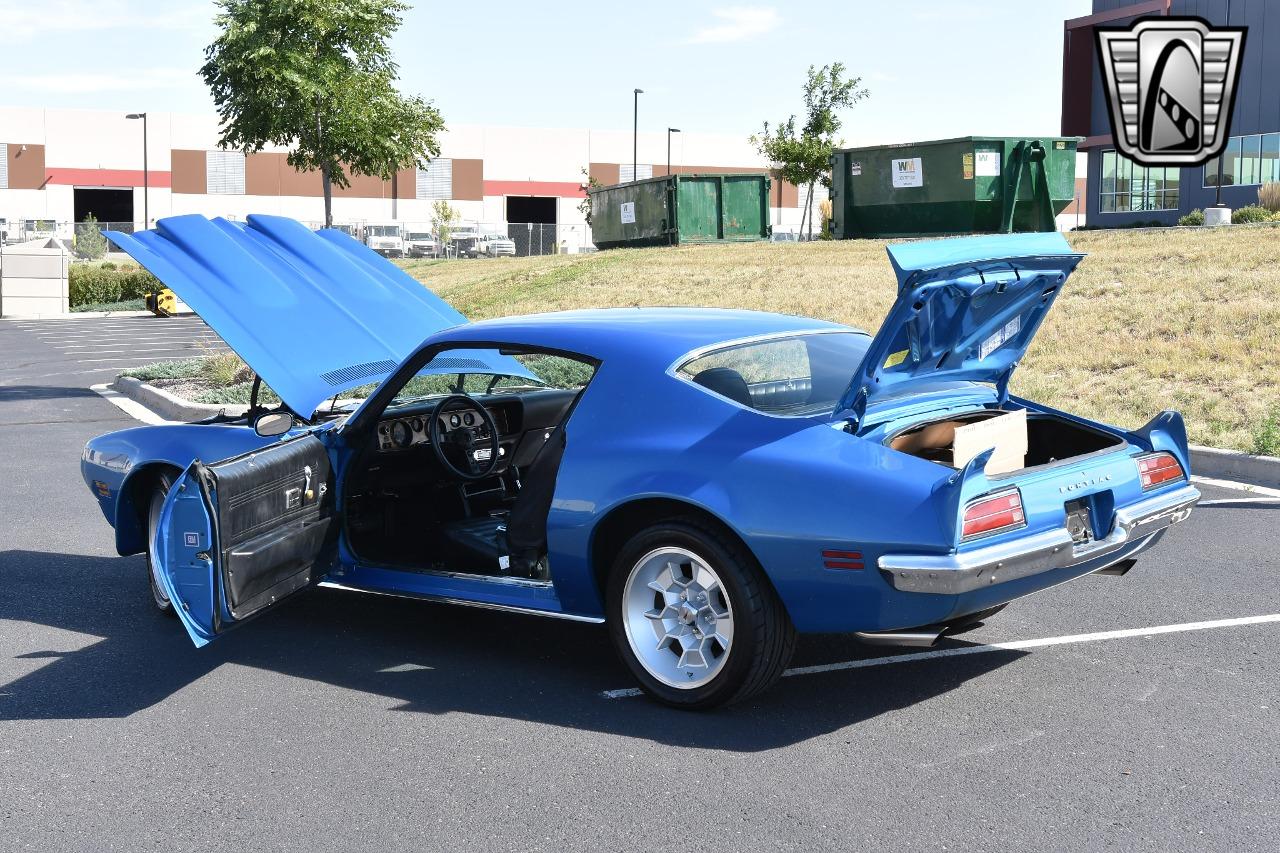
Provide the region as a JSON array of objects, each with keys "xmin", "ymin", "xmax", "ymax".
[{"xmin": 0, "ymin": 0, "xmax": 1091, "ymax": 144}]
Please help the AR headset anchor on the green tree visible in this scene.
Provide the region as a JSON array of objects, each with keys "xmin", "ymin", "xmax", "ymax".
[
  {"xmin": 752, "ymin": 63, "xmax": 868, "ymax": 239},
  {"xmin": 201, "ymin": 0, "xmax": 445, "ymax": 227},
  {"xmin": 577, "ymin": 168, "xmax": 602, "ymax": 226},
  {"xmin": 432, "ymin": 200, "xmax": 459, "ymax": 255},
  {"xmin": 75, "ymin": 214, "xmax": 108, "ymax": 260}
]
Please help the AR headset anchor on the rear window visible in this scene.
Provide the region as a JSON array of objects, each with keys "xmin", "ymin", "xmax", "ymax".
[{"xmin": 677, "ymin": 332, "xmax": 871, "ymax": 416}]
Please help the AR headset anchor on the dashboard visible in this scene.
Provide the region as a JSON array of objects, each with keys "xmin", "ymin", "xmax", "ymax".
[
  {"xmin": 364, "ymin": 389, "xmax": 579, "ymax": 480},
  {"xmin": 375, "ymin": 405, "xmax": 511, "ymax": 452}
]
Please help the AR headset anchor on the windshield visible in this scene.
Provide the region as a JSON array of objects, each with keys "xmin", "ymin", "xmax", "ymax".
[
  {"xmin": 406, "ymin": 232, "xmax": 432, "ymax": 241},
  {"xmin": 368, "ymin": 225, "xmax": 400, "ymax": 237},
  {"xmin": 677, "ymin": 331, "xmax": 870, "ymax": 416},
  {"xmin": 384, "ymin": 350, "xmax": 596, "ymax": 409}
]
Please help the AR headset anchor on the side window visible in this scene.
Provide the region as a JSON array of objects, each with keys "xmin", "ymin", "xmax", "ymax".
[
  {"xmin": 676, "ymin": 332, "xmax": 871, "ymax": 416},
  {"xmin": 507, "ymin": 354, "xmax": 595, "ymax": 390},
  {"xmin": 680, "ymin": 339, "xmax": 810, "ymax": 386}
]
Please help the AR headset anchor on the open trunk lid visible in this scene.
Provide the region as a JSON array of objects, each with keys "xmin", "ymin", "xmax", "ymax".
[
  {"xmin": 105, "ymin": 215, "xmax": 530, "ymax": 418},
  {"xmin": 839, "ymin": 233, "xmax": 1084, "ymax": 428}
]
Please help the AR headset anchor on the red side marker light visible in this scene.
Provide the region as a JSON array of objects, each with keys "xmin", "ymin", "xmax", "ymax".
[{"xmin": 822, "ymin": 549, "xmax": 864, "ymax": 569}]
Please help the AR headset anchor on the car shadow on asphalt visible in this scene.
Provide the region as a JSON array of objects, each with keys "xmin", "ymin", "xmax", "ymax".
[
  {"xmin": 0, "ymin": 550, "xmax": 1026, "ymax": 750},
  {"xmin": 0, "ymin": 385, "xmax": 104, "ymax": 402}
]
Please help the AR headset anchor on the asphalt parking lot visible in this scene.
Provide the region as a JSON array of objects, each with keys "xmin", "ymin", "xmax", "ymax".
[{"xmin": 1, "ymin": 315, "xmax": 1277, "ymax": 852}]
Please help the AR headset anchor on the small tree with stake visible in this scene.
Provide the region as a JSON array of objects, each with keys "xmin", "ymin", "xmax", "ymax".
[
  {"xmin": 752, "ymin": 63, "xmax": 868, "ymax": 240},
  {"xmin": 74, "ymin": 214, "xmax": 108, "ymax": 260},
  {"xmin": 201, "ymin": 0, "xmax": 445, "ymax": 228},
  {"xmin": 431, "ymin": 200, "xmax": 459, "ymax": 256}
]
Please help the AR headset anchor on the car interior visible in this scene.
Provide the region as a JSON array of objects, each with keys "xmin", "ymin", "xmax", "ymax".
[{"xmin": 342, "ymin": 352, "xmax": 595, "ymax": 582}]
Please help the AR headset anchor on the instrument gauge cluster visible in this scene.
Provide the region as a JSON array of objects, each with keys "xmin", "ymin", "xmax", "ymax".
[{"xmin": 377, "ymin": 406, "xmax": 504, "ymax": 452}]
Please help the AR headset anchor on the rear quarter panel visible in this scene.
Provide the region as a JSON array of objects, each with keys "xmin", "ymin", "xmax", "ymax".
[{"xmin": 547, "ymin": 357, "xmax": 956, "ymax": 632}]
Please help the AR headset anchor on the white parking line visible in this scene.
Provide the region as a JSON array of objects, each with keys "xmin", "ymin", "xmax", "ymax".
[
  {"xmin": 55, "ymin": 343, "xmax": 226, "ymax": 350},
  {"xmin": 599, "ymin": 614, "xmax": 1280, "ymax": 699},
  {"xmin": 1191, "ymin": 475, "xmax": 1280, "ymax": 498}
]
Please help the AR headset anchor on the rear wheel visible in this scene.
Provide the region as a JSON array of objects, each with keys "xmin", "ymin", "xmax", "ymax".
[
  {"xmin": 145, "ymin": 472, "xmax": 178, "ymax": 617},
  {"xmin": 606, "ymin": 518, "xmax": 795, "ymax": 709}
]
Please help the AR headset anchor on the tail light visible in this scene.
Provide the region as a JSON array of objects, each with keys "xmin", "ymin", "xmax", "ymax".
[
  {"xmin": 961, "ymin": 488, "xmax": 1026, "ymax": 541},
  {"xmin": 1137, "ymin": 452, "xmax": 1184, "ymax": 490}
]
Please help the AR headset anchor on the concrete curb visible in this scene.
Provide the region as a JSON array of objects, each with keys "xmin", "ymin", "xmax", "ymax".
[
  {"xmin": 111, "ymin": 375, "xmax": 248, "ymax": 422},
  {"xmin": 1190, "ymin": 445, "xmax": 1280, "ymax": 489}
]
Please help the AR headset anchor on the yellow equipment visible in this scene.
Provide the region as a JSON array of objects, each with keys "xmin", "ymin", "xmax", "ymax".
[{"xmin": 145, "ymin": 288, "xmax": 190, "ymax": 317}]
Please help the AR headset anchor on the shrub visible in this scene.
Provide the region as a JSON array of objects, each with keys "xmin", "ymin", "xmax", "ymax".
[
  {"xmin": 121, "ymin": 360, "xmax": 206, "ymax": 381},
  {"xmin": 1253, "ymin": 408, "xmax": 1280, "ymax": 457},
  {"xmin": 194, "ymin": 382, "xmax": 280, "ymax": 406},
  {"xmin": 1258, "ymin": 181, "xmax": 1280, "ymax": 213},
  {"xmin": 68, "ymin": 264, "xmax": 161, "ymax": 307},
  {"xmin": 1231, "ymin": 204, "xmax": 1273, "ymax": 225},
  {"xmin": 200, "ymin": 352, "xmax": 246, "ymax": 388},
  {"xmin": 1177, "ymin": 209, "xmax": 1205, "ymax": 226}
]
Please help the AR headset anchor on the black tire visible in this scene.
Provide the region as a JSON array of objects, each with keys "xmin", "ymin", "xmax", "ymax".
[
  {"xmin": 606, "ymin": 517, "xmax": 796, "ymax": 710},
  {"xmin": 145, "ymin": 471, "xmax": 179, "ymax": 618}
]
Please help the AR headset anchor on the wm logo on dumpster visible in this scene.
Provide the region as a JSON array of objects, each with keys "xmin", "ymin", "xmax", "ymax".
[{"xmin": 1095, "ymin": 16, "xmax": 1246, "ymax": 167}]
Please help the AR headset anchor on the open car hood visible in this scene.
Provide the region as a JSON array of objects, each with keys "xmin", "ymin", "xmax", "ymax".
[
  {"xmin": 839, "ymin": 233, "xmax": 1084, "ymax": 426},
  {"xmin": 106, "ymin": 215, "xmax": 531, "ymax": 417}
]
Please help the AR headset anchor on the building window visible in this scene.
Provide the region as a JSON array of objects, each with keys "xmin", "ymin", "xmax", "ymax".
[
  {"xmin": 1100, "ymin": 150, "xmax": 1179, "ymax": 212},
  {"xmin": 206, "ymin": 150, "xmax": 245, "ymax": 194},
  {"xmin": 619, "ymin": 164, "xmax": 653, "ymax": 182},
  {"xmin": 1204, "ymin": 132, "xmax": 1280, "ymax": 187},
  {"xmin": 796, "ymin": 181, "xmax": 829, "ymax": 213},
  {"xmin": 416, "ymin": 158, "xmax": 452, "ymax": 199}
]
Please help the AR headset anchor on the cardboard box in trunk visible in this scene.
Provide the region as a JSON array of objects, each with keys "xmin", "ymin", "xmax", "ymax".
[{"xmin": 952, "ymin": 409, "xmax": 1027, "ymax": 475}]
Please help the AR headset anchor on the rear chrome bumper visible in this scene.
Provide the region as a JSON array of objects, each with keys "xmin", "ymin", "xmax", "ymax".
[{"xmin": 879, "ymin": 484, "xmax": 1200, "ymax": 595}]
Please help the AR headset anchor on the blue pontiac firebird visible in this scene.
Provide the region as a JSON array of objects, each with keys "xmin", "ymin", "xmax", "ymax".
[{"xmin": 82, "ymin": 214, "xmax": 1199, "ymax": 708}]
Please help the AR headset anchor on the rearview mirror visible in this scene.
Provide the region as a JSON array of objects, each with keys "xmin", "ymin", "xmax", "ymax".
[{"xmin": 254, "ymin": 412, "xmax": 294, "ymax": 438}]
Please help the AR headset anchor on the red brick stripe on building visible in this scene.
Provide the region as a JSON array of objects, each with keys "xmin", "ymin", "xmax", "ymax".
[
  {"xmin": 44, "ymin": 168, "xmax": 173, "ymax": 188},
  {"xmin": 482, "ymin": 180, "xmax": 585, "ymax": 198}
]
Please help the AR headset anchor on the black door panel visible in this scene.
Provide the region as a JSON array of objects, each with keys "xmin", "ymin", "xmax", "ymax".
[{"xmin": 206, "ymin": 435, "xmax": 334, "ymax": 621}]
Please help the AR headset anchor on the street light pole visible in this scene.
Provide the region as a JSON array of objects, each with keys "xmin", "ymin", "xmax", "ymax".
[
  {"xmin": 126, "ymin": 112, "xmax": 148, "ymax": 229},
  {"xmin": 632, "ymin": 88, "xmax": 643, "ymax": 181},
  {"xmin": 667, "ymin": 128, "xmax": 681, "ymax": 176}
]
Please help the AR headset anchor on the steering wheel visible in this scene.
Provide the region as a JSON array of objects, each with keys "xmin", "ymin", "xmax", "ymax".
[{"xmin": 429, "ymin": 394, "xmax": 501, "ymax": 481}]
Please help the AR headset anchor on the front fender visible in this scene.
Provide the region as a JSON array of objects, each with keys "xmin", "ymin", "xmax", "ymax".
[{"xmin": 82, "ymin": 423, "xmax": 281, "ymax": 555}]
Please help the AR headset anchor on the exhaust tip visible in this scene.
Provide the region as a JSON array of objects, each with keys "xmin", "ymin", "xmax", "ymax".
[
  {"xmin": 1095, "ymin": 558, "xmax": 1138, "ymax": 577},
  {"xmin": 854, "ymin": 627, "xmax": 945, "ymax": 647}
]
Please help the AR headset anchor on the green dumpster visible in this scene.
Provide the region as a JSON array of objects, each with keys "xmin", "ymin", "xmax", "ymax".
[
  {"xmin": 589, "ymin": 173, "xmax": 771, "ymax": 249},
  {"xmin": 829, "ymin": 136, "xmax": 1080, "ymax": 238}
]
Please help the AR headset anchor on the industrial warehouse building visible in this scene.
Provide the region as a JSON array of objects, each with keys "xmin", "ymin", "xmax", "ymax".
[
  {"xmin": 0, "ymin": 106, "xmax": 826, "ymax": 251},
  {"xmin": 1062, "ymin": 0, "xmax": 1280, "ymax": 225}
]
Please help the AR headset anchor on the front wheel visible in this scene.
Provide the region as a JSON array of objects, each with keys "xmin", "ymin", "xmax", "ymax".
[
  {"xmin": 145, "ymin": 472, "xmax": 179, "ymax": 617},
  {"xmin": 606, "ymin": 518, "xmax": 795, "ymax": 709}
]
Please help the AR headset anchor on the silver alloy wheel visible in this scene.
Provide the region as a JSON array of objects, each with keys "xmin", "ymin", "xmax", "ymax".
[
  {"xmin": 621, "ymin": 546, "xmax": 735, "ymax": 689},
  {"xmin": 149, "ymin": 550, "xmax": 171, "ymax": 606},
  {"xmin": 148, "ymin": 489, "xmax": 171, "ymax": 609}
]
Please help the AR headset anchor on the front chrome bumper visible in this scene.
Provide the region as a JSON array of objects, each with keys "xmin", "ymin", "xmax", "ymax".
[{"xmin": 879, "ymin": 484, "xmax": 1200, "ymax": 595}]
